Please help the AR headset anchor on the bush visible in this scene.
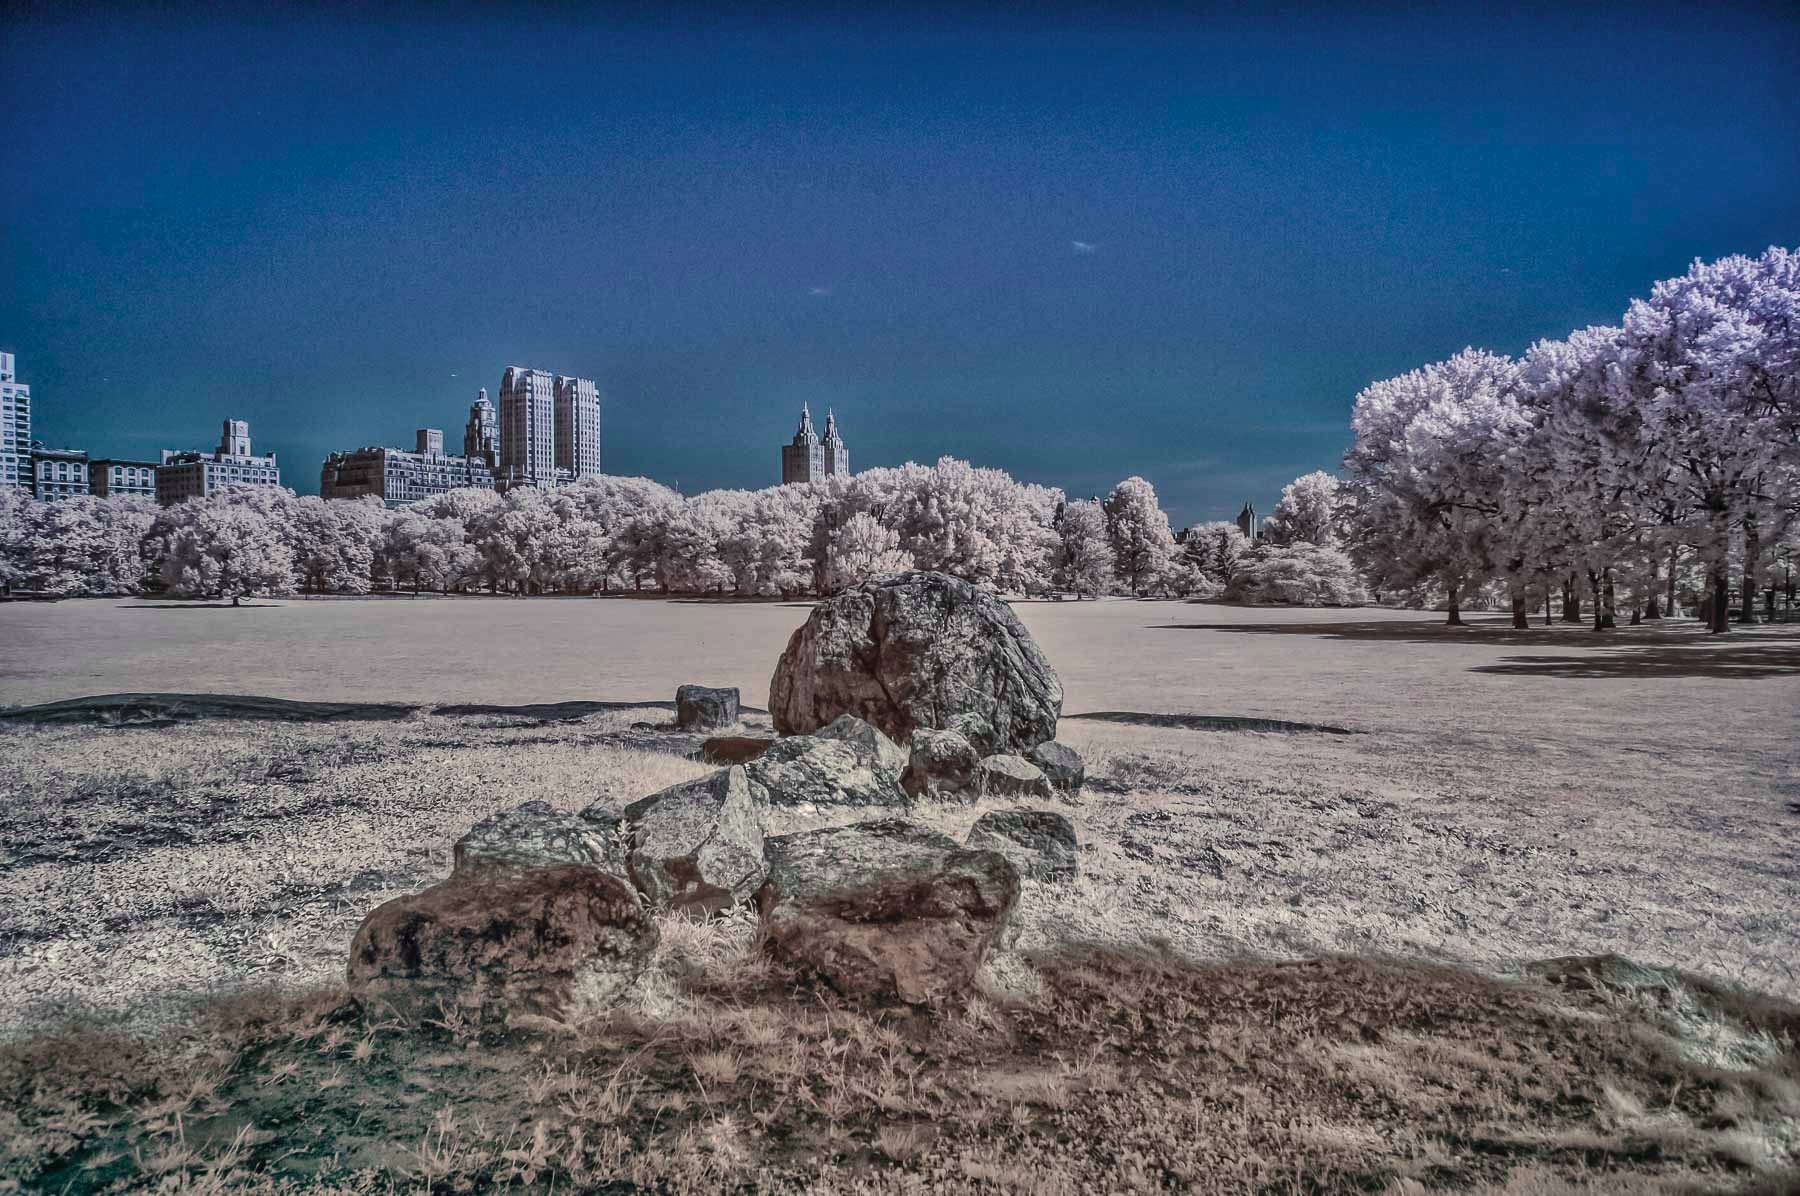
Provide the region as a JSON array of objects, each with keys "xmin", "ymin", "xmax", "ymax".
[{"xmin": 1223, "ymin": 544, "xmax": 1369, "ymax": 607}]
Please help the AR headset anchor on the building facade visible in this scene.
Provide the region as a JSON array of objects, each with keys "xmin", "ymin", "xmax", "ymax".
[
  {"xmin": 1, "ymin": 350, "xmax": 31, "ymax": 494},
  {"xmin": 554, "ymin": 375, "xmax": 601, "ymax": 481},
  {"xmin": 464, "ymin": 389, "xmax": 499, "ymax": 469},
  {"xmin": 31, "ymin": 446, "xmax": 89, "ymax": 501},
  {"xmin": 156, "ymin": 418, "xmax": 282, "ymax": 505},
  {"xmin": 498, "ymin": 366, "xmax": 558, "ymax": 489},
  {"xmin": 780, "ymin": 404, "xmax": 851, "ymax": 484},
  {"xmin": 1236, "ymin": 502, "xmax": 1259, "ymax": 542},
  {"xmin": 320, "ymin": 428, "xmax": 496, "ymax": 507},
  {"xmin": 89, "ymin": 458, "xmax": 161, "ymax": 499}
]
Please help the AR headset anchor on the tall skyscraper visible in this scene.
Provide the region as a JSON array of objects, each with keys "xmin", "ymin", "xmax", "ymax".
[
  {"xmin": 1, "ymin": 349, "xmax": 32, "ymax": 493},
  {"xmin": 781, "ymin": 403, "xmax": 850, "ymax": 484},
  {"xmin": 498, "ymin": 366, "xmax": 557, "ymax": 489},
  {"xmin": 554, "ymin": 375, "xmax": 601, "ymax": 481},
  {"xmin": 464, "ymin": 388, "xmax": 499, "ymax": 469}
]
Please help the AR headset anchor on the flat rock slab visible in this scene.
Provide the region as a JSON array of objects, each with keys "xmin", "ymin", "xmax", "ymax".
[
  {"xmin": 347, "ymin": 864, "xmax": 656, "ymax": 1029},
  {"xmin": 454, "ymin": 800, "xmax": 627, "ymax": 878},
  {"xmin": 903, "ymin": 728, "xmax": 981, "ymax": 801},
  {"xmin": 745, "ymin": 732, "xmax": 911, "ymax": 811},
  {"xmin": 1065, "ymin": 711, "xmax": 1357, "ymax": 735},
  {"xmin": 695, "ymin": 735, "xmax": 778, "ymax": 765},
  {"xmin": 967, "ymin": 809, "xmax": 1079, "ymax": 882},
  {"xmin": 757, "ymin": 819, "xmax": 1019, "ymax": 1005},
  {"xmin": 977, "ymin": 754, "xmax": 1054, "ymax": 800},
  {"xmin": 0, "ymin": 693, "xmax": 421, "ymax": 726}
]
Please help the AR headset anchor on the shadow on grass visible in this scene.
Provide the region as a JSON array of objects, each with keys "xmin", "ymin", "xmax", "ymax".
[
  {"xmin": 1065, "ymin": 711, "xmax": 1357, "ymax": 734},
  {"xmin": 1154, "ymin": 619, "xmax": 1800, "ymax": 679}
]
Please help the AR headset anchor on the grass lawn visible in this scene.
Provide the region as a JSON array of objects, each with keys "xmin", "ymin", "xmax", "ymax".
[{"xmin": 0, "ymin": 597, "xmax": 1796, "ymax": 1191}]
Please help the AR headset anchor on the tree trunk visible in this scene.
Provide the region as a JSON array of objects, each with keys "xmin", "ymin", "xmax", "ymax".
[
  {"xmin": 1543, "ymin": 592, "xmax": 1552, "ymax": 627},
  {"xmin": 1645, "ymin": 553, "xmax": 1661, "ymax": 619},
  {"xmin": 1666, "ymin": 543, "xmax": 1679, "ymax": 617},
  {"xmin": 231, "ymin": 593, "xmax": 241, "ymax": 608},
  {"xmin": 1741, "ymin": 512, "xmax": 1761, "ymax": 624},
  {"xmin": 1446, "ymin": 581, "xmax": 1463, "ymax": 626},
  {"xmin": 1560, "ymin": 575, "xmax": 1581, "ymax": 623},
  {"xmin": 1510, "ymin": 591, "xmax": 1528, "ymax": 630},
  {"xmin": 1599, "ymin": 568, "xmax": 1617, "ymax": 630},
  {"xmin": 1709, "ymin": 567, "xmax": 1731, "ymax": 634}
]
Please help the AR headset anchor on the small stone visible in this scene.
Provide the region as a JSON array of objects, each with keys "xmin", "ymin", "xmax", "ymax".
[
  {"xmin": 977, "ymin": 754, "xmax": 1054, "ymax": 800},
  {"xmin": 966, "ymin": 810, "xmax": 1079, "ymax": 882},
  {"xmin": 675, "ymin": 685, "xmax": 740, "ymax": 732},
  {"xmin": 1026, "ymin": 741, "xmax": 1085, "ymax": 795},
  {"xmin": 811, "ymin": 713, "xmax": 910, "ymax": 777}
]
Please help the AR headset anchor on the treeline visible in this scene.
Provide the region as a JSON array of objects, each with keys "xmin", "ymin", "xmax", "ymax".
[
  {"xmin": 0, "ymin": 458, "xmax": 1364, "ymax": 605},
  {"xmin": 1343, "ymin": 247, "xmax": 1799, "ymax": 630}
]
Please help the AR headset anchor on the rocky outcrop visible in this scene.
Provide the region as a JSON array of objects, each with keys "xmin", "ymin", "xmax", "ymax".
[
  {"xmin": 901, "ymin": 728, "xmax": 981, "ymax": 801},
  {"xmin": 745, "ymin": 729, "xmax": 910, "ymax": 812},
  {"xmin": 966, "ymin": 810, "xmax": 1079, "ymax": 882},
  {"xmin": 756, "ymin": 819, "xmax": 1019, "ymax": 1004},
  {"xmin": 347, "ymin": 865, "xmax": 655, "ymax": 1028},
  {"xmin": 768, "ymin": 571, "xmax": 1063, "ymax": 756},
  {"xmin": 676, "ymin": 685, "xmax": 740, "ymax": 732},
  {"xmin": 610, "ymin": 766, "xmax": 767, "ymax": 915},
  {"xmin": 977, "ymin": 754, "xmax": 1054, "ymax": 800},
  {"xmin": 454, "ymin": 800, "xmax": 626, "ymax": 878},
  {"xmin": 1026, "ymin": 741, "xmax": 1085, "ymax": 795}
]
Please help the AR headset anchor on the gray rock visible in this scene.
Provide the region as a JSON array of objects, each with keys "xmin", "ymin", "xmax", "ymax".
[
  {"xmin": 769, "ymin": 571, "xmax": 1063, "ymax": 756},
  {"xmin": 811, "ymin": 713, "xmax": 910, "ymax": 776},
  {"xmin": 1026, "ymin": 741, "xmax": 1085, "ymax": 795},
  {"xmin": 756, "ymin": 819, "xmax": 1020, "ymax": 1004},
  {"xmin": 745, "ymin": 731, "xmax": 910, "ymax": 811},
  {"xmin": 966, "ymin": 810, "xmax": 1079, "ymax": 882},
  {"xmin": 676, "ymin": 685, "xmax": 740, "ymax": 731},
  {"xmin": 454, "ymin": 800, "xmax": 626, "ymax": 878},
  {"xmin": 348, "ymin": 865, "xmax": 655, "ymax": 1028},
  {"xmin": 610, "ymin": 766, "xmax": 767, "ymax": 914},
  {"xmin": 977, "ymin": 754, "xmax": 1054, "ymax": 800},
  {"xmin": 902, "ymin": 728, "xmax": 981, "ymax": 801}
]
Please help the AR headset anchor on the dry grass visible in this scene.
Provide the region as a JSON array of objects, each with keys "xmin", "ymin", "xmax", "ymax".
[{"xmin": 0, "ymin": 941, "xmax": 1795, "ymax": 1193}]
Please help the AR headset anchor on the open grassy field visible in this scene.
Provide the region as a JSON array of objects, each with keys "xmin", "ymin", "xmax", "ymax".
[{"xmin": 1, "ymin": 596, "xmax": 1797, "ymax": 1191}]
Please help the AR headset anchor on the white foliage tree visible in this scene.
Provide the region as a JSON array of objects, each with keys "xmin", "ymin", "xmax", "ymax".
[
  {"xmin": 1263, "ymin": 471, "xmax": 1342, "ymax": 548},
  {"xmin": 1102, "ymin": 475, "xmax": 1175, "ymax": 597},
  {"xmin": 1054, "ymin": 499, "xmax": 1114, "ymax": 598}
]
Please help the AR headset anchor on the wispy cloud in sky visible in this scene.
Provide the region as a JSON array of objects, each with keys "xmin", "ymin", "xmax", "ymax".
[
  {"xmin": 808, "ymin": 285, "xmax": 833, "ymax": 296},
  {"xmin": 1070, "ymin": 240, "xmax": 1098, "ymax": 254}
]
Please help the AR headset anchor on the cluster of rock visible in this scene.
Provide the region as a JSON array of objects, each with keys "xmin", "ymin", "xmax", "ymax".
[{"xmin": 347, "ymin": 571, "xmax": 1086, "ymax": 1027}]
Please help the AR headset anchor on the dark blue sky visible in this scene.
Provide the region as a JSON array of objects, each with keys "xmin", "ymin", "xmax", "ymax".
[{"xmin": 3, "ymin": 5, "xmax": 1797, "ymax": 525}]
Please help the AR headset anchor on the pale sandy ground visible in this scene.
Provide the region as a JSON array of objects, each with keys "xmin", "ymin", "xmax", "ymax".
[{"xmin": 0, "ymin": 596, "xmax": 1796, "ymax": 1034}]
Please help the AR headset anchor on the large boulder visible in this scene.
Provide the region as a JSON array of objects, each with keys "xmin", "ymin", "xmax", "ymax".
[
  {"xmin": 1027, "ymin": 741, "xmax": 1085, "ymax": 795},
  {"xmin": 977, "ymin": 754, "xmax": 1054, "ymax": 801},
  {"xmin": 769, "ymin": 571, "xmax": 1063, "ymax": 756},
  {"xmin": 347, "ymin": 865, "xmax": 655, "ymax": 1028},
  {"xmin": 755, "ymin": 819, "xmax": 1019, "ymax": 1005},
  {"xmin": 966, "ymin": 810, "xmax": 1079, "ymax": 882},
  {"xmin": 454, "ymin": 800, "xmax": 626, "ymax": 878},
  {"xmin": 676, "ymin": 685, "xmax": 740, "ymax": 732},
  {"xmin": 902, "ymin": 728, "xmax": 981, "ymax": 802},
  {"xmin": 745, "ymin": 729, "xmax": 910, "ymax": 812},
  {"xmin": 609, "ymin": 766, "xmax": 767, "ymax": 915}
]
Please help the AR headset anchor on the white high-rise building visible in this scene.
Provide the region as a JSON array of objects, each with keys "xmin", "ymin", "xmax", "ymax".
[
  {"xmin": 498, "ymin": 366, "xmax": 557, "ymax": 490},
  {"xmin": 498, "ymin": 367, "xmax": 600, "ymax": 489},
  {"xmin": 554, "ymin": 374, "xmax": 601, "ymax": 481},
  {"xmin": 1, "ymin": 350, "xmax": 31, "ymax": 493}
]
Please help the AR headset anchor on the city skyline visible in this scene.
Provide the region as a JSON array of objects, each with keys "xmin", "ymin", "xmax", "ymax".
[{"xmin": 4, "ymin": 7, "xmax": 1798, "ymax": 526}]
